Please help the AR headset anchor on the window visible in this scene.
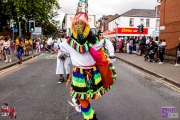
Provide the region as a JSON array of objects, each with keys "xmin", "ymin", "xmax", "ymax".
[
  {"xmin": 146, "ymin": 19, "xmax": 150, "ymax": 27},
  {"xmin": 129, "ymin": 18, "xmax": 134, "ymax": 27},
  {"xmin": 140, "ymin": 18, "xmax": 144, "ymax": 25},
  {"xmin": 156, "ymin": 19, "xmax": 160, "ymax": 27}
]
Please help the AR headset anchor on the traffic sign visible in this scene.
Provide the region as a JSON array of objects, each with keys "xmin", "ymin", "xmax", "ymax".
[{"xmin": 13, "ymin": 28, "xmax": 18, "ymax": 33}]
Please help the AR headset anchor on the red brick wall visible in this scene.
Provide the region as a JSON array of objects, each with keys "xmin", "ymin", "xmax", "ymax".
[{"xmin": 159, "ymin": 0, "xmax": 180, "ymax": 56}]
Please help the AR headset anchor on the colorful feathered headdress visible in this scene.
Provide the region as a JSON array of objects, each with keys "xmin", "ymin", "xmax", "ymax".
[{"xmin": 71, "ymin": 0, "xmax": 90, "ymax": 40}]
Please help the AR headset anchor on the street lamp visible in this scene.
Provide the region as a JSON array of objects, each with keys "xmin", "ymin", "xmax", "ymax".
[
  {"xmin": 115, "ymin": 21, "xmax": 119, "ymax": 39},
  {"xmin": 115, "ymin": 20, "xmax": 119, "ymax": 52},
  {"xmin": 17, "ymin": 17, "xmax": 22, "ymax": 37},
  {"xmin": 154, "ymin": 1, "xmax": 161, "ymax": 41}
]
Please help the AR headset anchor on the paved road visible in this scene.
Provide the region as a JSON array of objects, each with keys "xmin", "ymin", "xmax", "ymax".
[{"xmin": 0, "ymin": 53, "xmax": 180, "ymax": 120}]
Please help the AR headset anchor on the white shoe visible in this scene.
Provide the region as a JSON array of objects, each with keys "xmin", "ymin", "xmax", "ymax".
[
  {"xmin": 68, "ymin": 98, "xmax": 81, "ymax": 112},
  {"xmin": 158, "ymin": 62, "xmax": 163, "ymax": 64},
  {"xmin": 174, "ymin": 64, "xmax": 180, "ymax": 66},
  {"xmin": 9, "ymin": 59, "xmax": 12, "ymax": 62},
  {"xmin": 5, "ymin": 60, "xmax": 8, "ymax": 62}
]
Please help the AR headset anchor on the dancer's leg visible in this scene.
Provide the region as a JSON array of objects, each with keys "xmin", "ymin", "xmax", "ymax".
[{"xmin": 79, "ymin": 99, "xmax": 94, "ymax": 120}]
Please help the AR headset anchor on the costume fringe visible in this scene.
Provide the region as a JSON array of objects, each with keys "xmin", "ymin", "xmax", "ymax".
[
  {"xmin": 81, "ymin": 104, "xmax": 94, "ymax": 119},
  {"xmin": 66, "ymin": 37, "xmax": 99, "ymax": 53},
  {"xmin": 110, "ymin": 63, "xmax": 116, "ymax": 80},
  {"xmin": 70, "ymin": 84, "xmax": 115, "ymax": 100}
]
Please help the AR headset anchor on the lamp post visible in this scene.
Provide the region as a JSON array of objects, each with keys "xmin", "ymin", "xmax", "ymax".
[
  {"xmin": 115, "ymin": 22, "xmax": 119, "ymax": 39},
  {"xmin": 12, "ymin": 20, "xmax": 14, "ymax": 41},
  {"xmin": 154, "ymin": 1, "xmax": 159, "ymax": 41},
  {"xmin": 17, "ymin": 17, "xmax": 22, "ymax": 37},
  {"xmin": 115, "ymin": 21, "xmax": 119, "ymax": 52}
]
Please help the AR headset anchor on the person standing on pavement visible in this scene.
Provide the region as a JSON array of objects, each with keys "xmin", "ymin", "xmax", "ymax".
[
  {"xmin": 33, "ymin": 39, "xmax": 36, "ymax": 50},
  {"xmin": 117, "ymin": 39, "xmax": 123, "ymax": 53},
  {"xmin": 35, "ymin": 38, "xmax": 41, "ymax": 53},
  {"xmin": 138, "ymin": 38, "xmax": 144, "ymax": 56},
  {"xmin": 24, "ymin": 38, "xmax": 30, "ymax": 56},
  {"xmin": 126, "ymin": 40, "xmax": 130, "ymax": 53},
  {"xmin": 3, "ymin": 37, "xmax": 12, "ymax": 62},
  {"xmin": 129, "ymin": 38, "xmax": 133, "ymax": 54},
  {"xmin": 12, "ymin": 40, "xmax": 16, "ymax": 52},
  {"xmin": 175, "ymin": 37, "xmax": 180, "ymax": 66},
  {"xmin": 40, "ymin": 39, "xmax": 45, "ymax": 53},
  {"xmin": 16, "ymin": 38, "xmax": 24, "ymax": 64},
  {"xmin": 146, "ymin": 37, "xmax": 156, "ymax": 62},
  {"xmin": 0, "ymin": 36, "xmax": 4, "ymax": 60},
  {"xmin": 47, "ymin": 37, "xmax": 54, "ymax": 52},
  {"xmin": 161, "ymin": 39, "xmax": 167, "ymax": 54},
  {"xmin": 158, "ymin": 39, "xmax": 164, "ymax": 64},
  {"xmin": 55, "ymin": 29, "xmax": 71, "ymax": 83}
]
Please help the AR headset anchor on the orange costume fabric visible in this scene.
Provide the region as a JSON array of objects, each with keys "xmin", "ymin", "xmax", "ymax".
[{"xmin": 96, "ymin": 48, "xmax": 114, "ymax": 88}]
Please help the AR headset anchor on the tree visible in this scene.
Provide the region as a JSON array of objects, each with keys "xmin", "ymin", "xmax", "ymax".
[
  {"xmin": 0, "ymin": 0, "xmax": 61, "ymax": 33},
  {"xmin": 41, "ymin": 20, "xmax": 57, "ymax": 36}
]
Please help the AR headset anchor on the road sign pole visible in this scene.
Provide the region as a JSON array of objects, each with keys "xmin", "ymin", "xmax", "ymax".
[
  {"xmin": 12, "ymin": 27, "xmax": 14, "ymax": 41},
  {"xmin": 31, "ymin": 32, "xmax": 33, "ymax": 54}
]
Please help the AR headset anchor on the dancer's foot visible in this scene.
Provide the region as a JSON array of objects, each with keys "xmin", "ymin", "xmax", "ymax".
[
  {"xmin": 57, "ymin": 77, "xmax": 64, "ymax": 83},
  {"xmin": 68, "ymin": 98, "xmax": 81, "ymax": 112},
  {"xmin": 84, "ymin": 114, "xmax": 99, "ymax": 120}
]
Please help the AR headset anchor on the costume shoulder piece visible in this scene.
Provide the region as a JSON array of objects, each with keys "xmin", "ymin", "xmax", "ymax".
[{"xmin": 66, "ymin": 37, "xmax": 99, "ymax": 54}]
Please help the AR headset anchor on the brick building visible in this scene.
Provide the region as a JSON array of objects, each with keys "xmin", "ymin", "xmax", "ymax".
[
  {"xmin": 96, "ymin": 14, "xmax": 119, "ymax": 33},
  {"xmin": 159, "ymin": 0, "xmax": 180, "ymax": 56}
]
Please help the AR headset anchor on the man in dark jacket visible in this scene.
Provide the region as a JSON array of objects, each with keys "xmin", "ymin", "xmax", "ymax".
[{"xmin": 146, "ymin": 37, "xmax": 157, "ymax": 61}]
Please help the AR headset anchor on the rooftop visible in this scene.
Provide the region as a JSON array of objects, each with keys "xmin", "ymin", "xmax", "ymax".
[{"xmin": 110, "ymin": 9, "xmax": 160, "ymax": 22}]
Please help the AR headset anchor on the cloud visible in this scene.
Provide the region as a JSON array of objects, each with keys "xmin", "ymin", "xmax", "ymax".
[{"xmin": 56, "ymin": 0, "xmax": 157, "ymax": 21}]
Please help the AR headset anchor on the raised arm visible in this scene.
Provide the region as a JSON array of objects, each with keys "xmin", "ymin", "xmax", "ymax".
[{"xmin": 105, "ymin": 39, "xmax": 115, "ymax": 57}]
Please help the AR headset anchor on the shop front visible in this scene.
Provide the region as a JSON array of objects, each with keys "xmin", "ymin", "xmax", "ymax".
[{"xmin": 103, "ymin": 27, "xmax": 149, "ymax": 38}]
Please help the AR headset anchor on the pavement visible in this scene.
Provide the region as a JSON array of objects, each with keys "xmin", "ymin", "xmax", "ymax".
[
  {"xmin": 115, "ymin": 52, "xmax": 180, "ymax": 87},
  {"xmin": 0, "ymin": 50, "xmax": 41, "ymax": 71}
]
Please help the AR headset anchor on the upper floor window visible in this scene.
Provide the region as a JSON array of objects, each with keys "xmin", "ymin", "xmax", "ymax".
[
  {"xmin": 129, "ymin": 18, "xmax": 134, "ymax": 27},
  {"xmin": 146, "ymin": 19, "xmax": 150, "ymax": 27},
  {"xmin": 140, "ymin": 18, "xmax": 144, "ymax": 25}
]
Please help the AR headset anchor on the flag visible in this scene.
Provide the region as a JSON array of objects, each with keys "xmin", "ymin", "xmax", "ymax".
[{"xmin": 2, "ymin": 103, "xmax": 16, "ymax": 119}]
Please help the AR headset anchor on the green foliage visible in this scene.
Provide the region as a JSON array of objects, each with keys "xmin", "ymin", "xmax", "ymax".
[
  {"xmin": 0, "ymin": 0, "xmax": 61, "ymax": 35},
  {"xmin": 41, "ymin": 20, "xmax": 57, "ymax": 36}
]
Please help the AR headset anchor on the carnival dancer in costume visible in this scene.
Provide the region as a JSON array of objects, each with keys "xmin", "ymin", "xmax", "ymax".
[
  {"xmin": 56, "ymin": 29, "xmax": 71, "ymax": 83},
  {"xmin": 57, "ymin": 0, "xmax": 116, "ymax": 119}
]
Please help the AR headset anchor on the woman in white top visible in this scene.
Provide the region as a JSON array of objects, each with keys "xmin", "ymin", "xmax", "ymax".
[
  {"xmin": 3, "ymin": 37, "xmax": 12, "ymax": 62},
  {"xmin": 36, "ymin": 39, "xmax": 40, "ymax": 53},
  {"xmin": 0, "ymin": 36, "xmax": 4, "ymax": 60}
]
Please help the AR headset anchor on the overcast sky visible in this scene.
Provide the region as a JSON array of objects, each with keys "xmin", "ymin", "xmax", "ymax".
[{"xmin": 56, "ymin": 0, "xmax": 158, "ymax": 22}]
